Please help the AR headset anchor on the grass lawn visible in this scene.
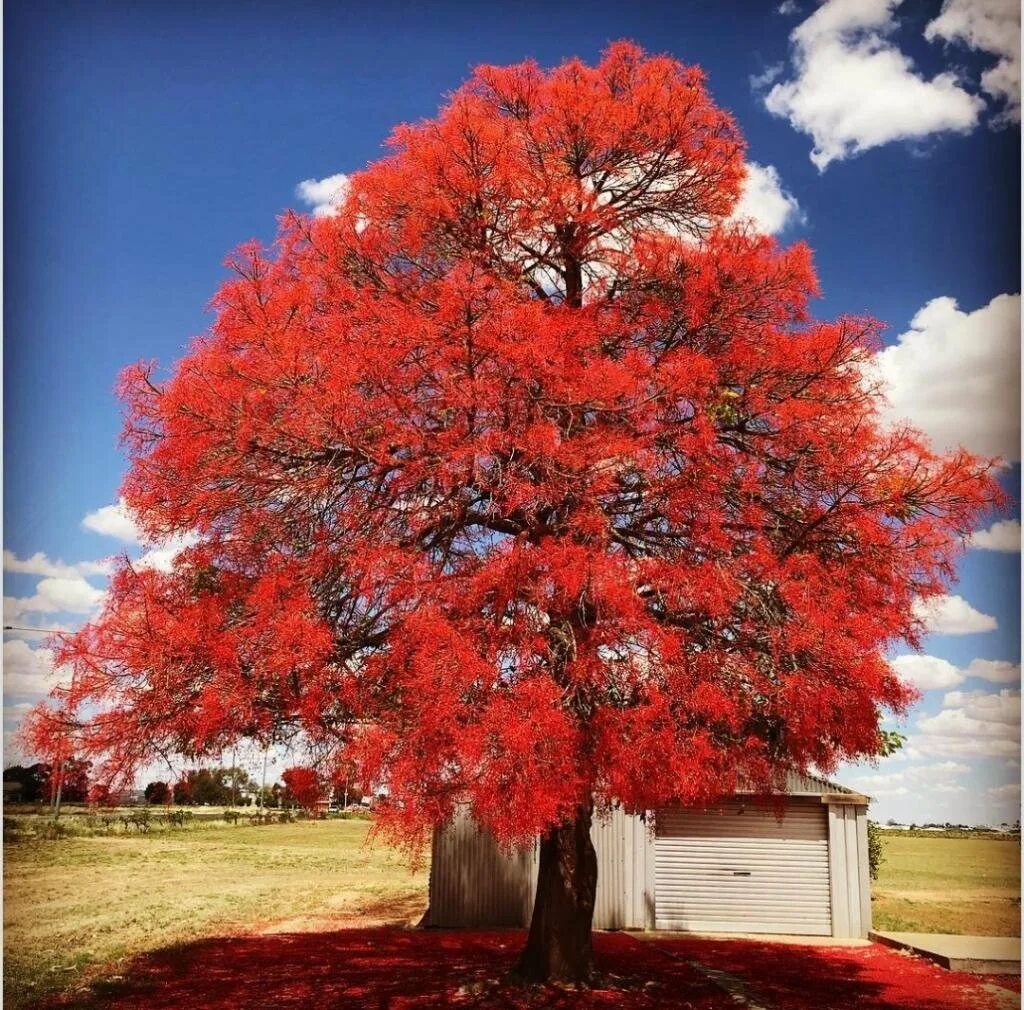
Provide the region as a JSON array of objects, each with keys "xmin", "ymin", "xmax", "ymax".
[
  {"xmin": 3, "ymin": 817, "xmax": 428, "ymax": 1009},
  {"xmin": 872, "ymin": 832, "xmax": 1021, "ymax": 935}
]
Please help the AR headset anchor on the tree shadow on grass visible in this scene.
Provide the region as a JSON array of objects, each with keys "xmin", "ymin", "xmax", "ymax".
[
  {"xmin": 46, "ymin": 929, "xmax": 726, "ymax": 1010},
  {"xmin": 44, "ymin": 929, "xmax": 1016, "ymax": 1010}
]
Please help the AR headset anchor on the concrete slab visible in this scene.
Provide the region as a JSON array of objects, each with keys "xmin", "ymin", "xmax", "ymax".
[
  {"xmin": 636, "ymin": 930, "xmax": 870, "ymax": 947},
  {"xmin": 869, "ymin": 931, "xmax": 1021, "ymax": 974}
]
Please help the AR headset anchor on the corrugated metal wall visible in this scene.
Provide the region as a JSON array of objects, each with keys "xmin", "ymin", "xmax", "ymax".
[
  {"xmin": 427, "ymin": 806, "xmax": 653, "ymax": 930},
  {"xmin": 427, "ymin": 807, "xmax": 538, "ymax": 927},
  {"xmin": 591, "ymin": 808, "xmax": 654, "ymax": 929}
]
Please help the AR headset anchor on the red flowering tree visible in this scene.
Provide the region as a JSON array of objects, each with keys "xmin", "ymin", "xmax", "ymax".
[
  {"xmin": 281, "ymin": 766, "xmax": 324, "ymax": 814},
  {"xmin": 25, "ymin": 44, "xmax": 999, "ymax": 982}
]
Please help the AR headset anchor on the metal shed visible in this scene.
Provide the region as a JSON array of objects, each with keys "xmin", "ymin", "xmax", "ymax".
[{"xmin": 425, "ymin": 771, "xmax": 872, "ymax": 939}]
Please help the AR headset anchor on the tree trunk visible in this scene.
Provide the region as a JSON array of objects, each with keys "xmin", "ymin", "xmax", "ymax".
[{"xmin": 516, "ymin": 804, "xmax": 598, "ymax": 984}]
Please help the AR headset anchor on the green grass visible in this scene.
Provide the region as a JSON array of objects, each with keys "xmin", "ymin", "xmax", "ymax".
[
  {"xmin": 3, "ymin": 817, "xmax": 428, "ymax": 1009},
  {"xmin": 872, "ymin": 833, "xmax": 1020, "ymax": 935}
]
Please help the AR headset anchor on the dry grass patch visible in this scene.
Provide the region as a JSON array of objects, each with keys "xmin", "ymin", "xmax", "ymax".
[
  {"xmin": 872, "ymin": 833, "xmax": 1020, "ymax": 935},
  {"xmin": 3, "ymin": 818, "xmax": 427, "ymax": 1009}
]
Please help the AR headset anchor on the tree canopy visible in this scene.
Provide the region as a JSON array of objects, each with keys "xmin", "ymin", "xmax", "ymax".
[{"xmin": 26, "ymin": 43, "xmax": 1000, "ymax": 853}]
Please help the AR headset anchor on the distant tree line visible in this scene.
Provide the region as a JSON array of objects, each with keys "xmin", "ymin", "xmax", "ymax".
[
  {"xmin": 166, "ymin": 766, "xmax": 259, "ymax": 806},
  {"xmin": 6, "ymin": 759, "xmax": 365, "ymax": 812},
  {"xmin": 3, "ymin": 760, "xmax": 90, "ymax": 804},
  {"xmin": 145, "ymin": 764, "xmax": 357, "ymax": 809}
]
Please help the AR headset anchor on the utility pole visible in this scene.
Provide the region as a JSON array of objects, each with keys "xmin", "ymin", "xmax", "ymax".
[
  {"xmin": 52, "ymin": 763, "xmax": 65, "ymax": 819},
  {"xmin": 258, "ymin": 745, "xmax": 269, "ymax": 817},
  {"xmin": 2, "ymin": 627, "xmax": 69, "ymax": 821}
]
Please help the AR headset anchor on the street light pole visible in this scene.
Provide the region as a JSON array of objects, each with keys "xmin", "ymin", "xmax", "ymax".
[{"xmin": 4, "ymin": 625, "xmax": 76, "ymax": 821}]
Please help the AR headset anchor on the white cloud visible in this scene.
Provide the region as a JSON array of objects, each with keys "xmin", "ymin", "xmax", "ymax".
[
  {"xmin": 911, "ymin": 687, "xmax": 1021, "ymax": 758},
  {"xmin": 777, "ymin": 0, "xmax": 800, "ymax": 14},
  {"xmin": 986, "ymin": 783, "xmax": 1022, "ymax": 801},
  {"xmin": 728, "ymin": 162, "xmax": 804, "ymax": 236},
  {"xmin": 914, "ymin": 594, "xmax": 998, "ymax": 635},
  {"xmin": 4, "ymin": 576, "xmax": 105, "ymax": 620},
  {"xmin": 941, "ymin": 687, "xmax": 1020, "ymax": 725},
  {"xmin": 2, "ymin": 640, "xmax": 66, "ymax": 699},
  {"xmin": 918, "ymin": 705, "xmax": 1016, "ymax": 740},
  {"xmin": 963, "ymin": 659, "xmax": 1021, "ymax": 685},
  {"xmin": 891, "ymin": 654, "xmax": 1020, "ymax": 692},
  {"xmin": 78, "ymin": 500, "xmax": 195, "ymax": 572},
  {"xmin": 925, "ymin": 0, "xmax": 1021, "ymax": 125},
  {"xmin": 906, "ymin": 732, "xmax": 1019, "ymax": 759},
  {"xmin": 762, "ymin": 0, "xmax": 984, "ymax": 170},
  {"xmin": 82, "ymin": 499, "xmax": 143, "ymax": 544},
  {"xmin": 890, "ymin": 654, "xmax": 963, "ymax": 691},
  {"xmin": 295, "ymin": 173, "xmax": 350, "ymax": 218},
  {"xmin": 849, "ymin": 759, "xmax": 969, "ymax": 797},
  {"xmin": 969, "ymin": 519, "xmax": 1021, "ymax": 552},
  {"xmin": 874, "ymin": 293, "xmax": 1020, "ymax": 460},
  {"xmin": 750, "ymin": 64, "xmax": 785, "ymax": 91},
  {"xmin": 134, "ymin": 533, "xmax": 199, "ymax": 574},
  {"xmin": 3, "ymin": 549, "xmax": 110, "ymax": 579}
]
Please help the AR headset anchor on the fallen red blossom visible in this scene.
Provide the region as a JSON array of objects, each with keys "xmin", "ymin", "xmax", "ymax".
[{"xmin": 43, "ymin": 929, "xmax": 1016, "ymax": 1010}]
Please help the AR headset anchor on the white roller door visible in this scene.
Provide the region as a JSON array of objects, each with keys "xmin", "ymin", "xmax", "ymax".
[{"xmin": 654, "ymin": 798, "xmax": 832, "ymax": 935}]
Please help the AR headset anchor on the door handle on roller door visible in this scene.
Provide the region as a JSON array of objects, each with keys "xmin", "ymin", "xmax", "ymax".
[{"xmin": 729, "ymin": 870, "xmax": 751, "ymax": 876}]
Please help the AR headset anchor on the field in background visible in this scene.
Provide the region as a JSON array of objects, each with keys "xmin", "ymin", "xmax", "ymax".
[
  {"xmin": 3, "ymin": 816, "xmax": 428, "ymax": 1009},
  {"xmin": 872, "ymin": 832, "xmax": 1020, "ymax": 935},
  {"xmin": 3, "ymin": 803, "xmax": 371, "ymax": 841}
]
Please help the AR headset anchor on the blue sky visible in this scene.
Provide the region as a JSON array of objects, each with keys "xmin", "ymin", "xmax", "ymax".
[{"xmin": 4, "ymin": 0, "xmax": 1020, "ymax": 823}]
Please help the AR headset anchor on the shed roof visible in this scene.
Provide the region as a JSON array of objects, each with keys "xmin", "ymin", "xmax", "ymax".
[
  {"xmin": 734, "ymin": 769, "xmax": 867, "ymax": 801},
  {"xmin": 783, "ymin": 769, "xmax": 859, "ymax": 796}
]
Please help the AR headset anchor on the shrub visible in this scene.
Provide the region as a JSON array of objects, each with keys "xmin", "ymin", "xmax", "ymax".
[
  {"xmin": 121, "ymin": 810, "xmax": 151, "ymax": 833},
  {"xmin": 37, "ymin": 819, "xmax": 71, "ymax": 840},
  {"xmin": 867, "ymin": 819, "xmax": 884, "ymax": 880}
]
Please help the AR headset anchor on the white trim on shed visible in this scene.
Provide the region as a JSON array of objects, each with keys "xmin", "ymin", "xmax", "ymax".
[{"xmin": 426, "ymin": 774, "xmax": 873, "ymax": 938}]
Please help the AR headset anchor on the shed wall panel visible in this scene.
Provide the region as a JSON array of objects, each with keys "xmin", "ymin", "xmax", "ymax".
[
  {"xmin": 591, "ymin": 807, "xmax": 652, "ymax": 929},
  {"xmin": 427, "ymin": 808, "xmax": 537, "ymax": 927},
  {"xmin": 827, "ymin": 805, "xmax": 850, "ymax": 937},
  {"xmin": 427, "ymin": 806, "xmax": 651, "ymax": 929},
  {"xmin": 825, "ymin": 802, "xmax": 871, "ymax": 938}
]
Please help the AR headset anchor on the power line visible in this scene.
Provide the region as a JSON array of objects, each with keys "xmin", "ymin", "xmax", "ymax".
[{"xmin": 4, "ymin": 625, "xmax": 66, "ymax": 633}]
